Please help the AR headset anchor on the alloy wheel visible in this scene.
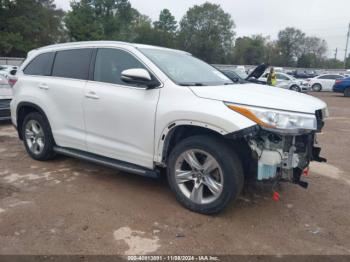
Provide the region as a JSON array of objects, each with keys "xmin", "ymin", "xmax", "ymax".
[
  {"xmin": 25, "ymin": 119, "xmax": 45, "ymax": 155},
  {"xmin": 174, "ymin": 149, "xmax": 224, "ymax": 205},
  {"xmin": 312, "ymin": 84, "xmax": 322, "ymax": 92},
  {"xmin": 290, "ymin": 85, "xmax": 301, "ymax": 92}
]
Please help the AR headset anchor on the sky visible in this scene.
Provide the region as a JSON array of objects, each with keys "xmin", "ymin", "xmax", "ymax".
[{"xmin": 54, "ymin": 0, "xmax": 350, "ymax": 59}]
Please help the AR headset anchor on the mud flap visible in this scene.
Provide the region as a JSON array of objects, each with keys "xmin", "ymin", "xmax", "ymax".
[
  {"xmin": 312, "ymin": 147, "xmax": 327, "ymax": 162},
  {"xmin": 293, "ymin": 168, "xmax": 308, "ymax": 189}
]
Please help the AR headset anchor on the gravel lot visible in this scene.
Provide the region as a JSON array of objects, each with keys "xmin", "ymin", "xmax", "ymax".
[{"xmin": 0, "ymin": 92, "xmax": 349, "ymax": 255}]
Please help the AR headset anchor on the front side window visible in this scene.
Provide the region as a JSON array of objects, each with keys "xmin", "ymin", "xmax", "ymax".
[
  {"xmin": 93, "ymin": 48, "xmax": 146, "ymax": 86},
  {"xmin": 140, "ymin": 48, "xmax": 232, "ymax": 86},
  {"xmin": 277, "ymin": 73, "xmax": 289, "ymax": 80},
  {"xmin": 52, "ymin": 49, "xmax": 92, "ymax": 80},
  {"xmin": 23, "ymin": 52, "xmax": 55, "ymax": 76}
]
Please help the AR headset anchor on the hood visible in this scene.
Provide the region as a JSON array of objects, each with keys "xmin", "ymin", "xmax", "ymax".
[
  {"xmin": 246, "ymin": 64, "xmax": 268, "ymax": 80},
  {"xmin": 189, "ymin": 83, "xmax": 326, "ymax": 114}
]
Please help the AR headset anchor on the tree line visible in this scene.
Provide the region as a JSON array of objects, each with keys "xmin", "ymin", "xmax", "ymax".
[{"xmin": 1, "ymin": 0, "xmax": 349, "ymax": 68}]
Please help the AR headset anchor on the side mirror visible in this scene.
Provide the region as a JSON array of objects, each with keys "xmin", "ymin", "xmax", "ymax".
[
  {"xmin": 232, "ymin": 77, "xmax": 240, "ymax": 83},
  {"xmin": 121, "ymin": 68, "xmax": 159, "ymax": 88}
]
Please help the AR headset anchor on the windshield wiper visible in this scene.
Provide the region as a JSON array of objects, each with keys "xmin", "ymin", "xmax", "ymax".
[{"xmin": 178, "ymin": 82, "xmax": 206, "ymax": 86}]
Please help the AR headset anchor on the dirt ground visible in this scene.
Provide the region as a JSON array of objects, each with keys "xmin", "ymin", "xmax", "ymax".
[{"xmin": 0, "ymin": 92, "xmax": 349, "ymax": 255}]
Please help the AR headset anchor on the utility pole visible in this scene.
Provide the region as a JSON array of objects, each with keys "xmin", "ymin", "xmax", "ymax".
[
  {"xmin": 344, "ymin": 23, "xmax": 350, "ymax": 69},
  {"xmin": 334, "ymin": 48, "xmax": 338, "ymax": 60}
]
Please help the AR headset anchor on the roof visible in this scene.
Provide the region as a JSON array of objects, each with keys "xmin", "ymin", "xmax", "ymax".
[{"xmin": 28, "ymin": 41, "xmax": 189, "ymax": 56}]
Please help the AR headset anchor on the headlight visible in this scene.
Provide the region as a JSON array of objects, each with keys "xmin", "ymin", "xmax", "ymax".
[{"xmin": 225, "ymin": 103, "xmax": 317, "ymax": 131}]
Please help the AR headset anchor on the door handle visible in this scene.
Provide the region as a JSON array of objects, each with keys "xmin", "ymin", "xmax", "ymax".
[
  {"xmin": 85, "ymin": 91, "xmax": 99, "ymax": 100},
  {"xmin": 38, "ymin": 83, "xmax": 49, "ymax": 90}
]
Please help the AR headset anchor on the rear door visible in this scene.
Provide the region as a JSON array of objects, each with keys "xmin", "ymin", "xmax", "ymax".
[
  {"xmin": 317, "ymin": 75, "xmax": 341, "ymax": 91},
  {"xmin": 46, "ymin": 48, "xmax": 93, "ymax": 150}
]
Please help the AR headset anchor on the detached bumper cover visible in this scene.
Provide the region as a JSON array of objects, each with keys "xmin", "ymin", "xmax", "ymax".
[{"xmin": 0, "ymin": 99, "xmax": 11, "ymax": 120}]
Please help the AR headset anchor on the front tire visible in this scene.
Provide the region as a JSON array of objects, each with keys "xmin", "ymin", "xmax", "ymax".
[
  {"xmin": 312, "ymin": 83, "xmax": 322, "ymax": 92},
  {"xmin": 290, "ymin": 85, "xmax": 301, "ymax": 92},
  {"xmin": 22, "ymin": 112, "xmax": 56, "ymax": 161},
  {"xmin": 167, "ymin": 135, "xmax": 244, "ymax": 214}
]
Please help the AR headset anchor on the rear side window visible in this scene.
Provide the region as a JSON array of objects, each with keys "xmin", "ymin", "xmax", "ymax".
[
  {"xmin": 52, "ymin": 49, "xmax": 92, "ymax": 80},
  {"xmin": 330, "ymin": 75, "xmax": 343, "ymax": 79},
  {"xmin": 319, "ymin": 75, "xmax": 333, "ymax": 80},
  {"xmin": 93, "ymin": 48, "xmax": 146, "ymax": 85},
  {"xmin": 23, "ymin": 52, "xmax": 55, "ymax": 76}
]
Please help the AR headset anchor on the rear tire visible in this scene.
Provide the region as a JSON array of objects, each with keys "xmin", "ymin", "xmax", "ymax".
[
  {"xmin": 344, "ymin": 88, "xmax": 350, "ymax": 97},
  {"xmin": 312, "ymin": 83, "xmax": 322, "ymax": 92},
  {"xmin": 167, "ymin": 135, "xmax": 244, "ymax": 214},
  {"xmin": 22, "ymin": 112, "xmax": 56, "ymax": 161}
]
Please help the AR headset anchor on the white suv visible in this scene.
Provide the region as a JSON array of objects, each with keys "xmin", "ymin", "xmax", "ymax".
[{"xmin": 11, "ymin": 41, "xmax": 328, "ymax": 214}]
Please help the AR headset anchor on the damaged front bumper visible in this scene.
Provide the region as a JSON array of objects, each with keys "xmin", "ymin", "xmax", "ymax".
[
  {"xmin": 248, "ymin": 128, "xmax": 326, "ymax": 188},
  {"xmin": 227, "ymin": 121, "xmax": 326, "ymax": 188}
]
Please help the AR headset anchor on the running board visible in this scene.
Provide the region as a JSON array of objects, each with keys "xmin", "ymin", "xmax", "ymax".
[{"xmin": 53, "ymin": 146, "xmax": 160, "ymax": 178}]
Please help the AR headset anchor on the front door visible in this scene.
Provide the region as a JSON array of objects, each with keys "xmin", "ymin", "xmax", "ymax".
[{"xmin": 84, "ymin": 48, "xmax": 160, "ymax": 168}]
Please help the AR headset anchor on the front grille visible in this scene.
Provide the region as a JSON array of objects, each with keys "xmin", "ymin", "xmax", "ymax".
[{"xmin": 315, "ymin": 109, "xmax": 324, "ymax": 131}]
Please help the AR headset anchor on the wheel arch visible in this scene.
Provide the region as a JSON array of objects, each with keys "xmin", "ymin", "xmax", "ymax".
[
  {"xmin": 344, "ymin": 87, "xmax": 350, "ymax": 97},
  {"xmin": 16, "ymin": 102, "xmax": 50, "ymax": 140},
  {"xmin": 290, "ymin": 84, "xmax": 301, "ymax": 92},
  {"xmin": 155, "ymin": 121, "xmax": 254, "ymax": 171},
  {"xmin": 155, "ymin": 121, "xmax": 225, "ymax": 165},
  {"xmin": 312, "ymin": 82, "xmax": 322, "ymax": 91}
]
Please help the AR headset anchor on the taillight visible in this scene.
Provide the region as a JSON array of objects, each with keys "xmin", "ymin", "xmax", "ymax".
[
  {"xmin": 8, "ymin": 77, "xmax": 17, "ymax": 87},
  {"xmin": 335, "ymin": 79, "xmax": 342, "ymax": 84}
]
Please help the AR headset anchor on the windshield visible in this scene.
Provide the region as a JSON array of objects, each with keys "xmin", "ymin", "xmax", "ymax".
[{"xmin": 140, "ymin": 48, "xmax": 232, "ymax": 86}]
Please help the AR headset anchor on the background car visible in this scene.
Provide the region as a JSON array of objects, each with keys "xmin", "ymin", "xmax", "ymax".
[
  {"xmin": 333, "ymin": 77, "xmax": 350, "ymax": 97},
  {"xmin": 220, "ymin": 68, "xmax": 249, "ymax": 84},
  {"xmin": 220, "ymin": 64, "xmax": 268, "ymax": 85},
  {"xmin": 0, "ymin": 73, "xmax": 12, "ymax": 120},
  {"xmin": 289, "ymin": 69, "xmax": 318, "ymax": 79},
  {"xmin": 0, "ymin": 65, "xmax": 18, "ymax": 76},
  {"xmin": 259, "ymin": 72, "xmax": 309, "ymax": 92},
  {"xmin": 273, "ymin": 67, "xmax": 284, "ymax": 72},
  {"xmin": 308, "ymin": 74, "xmax": 344, "ymax": 92}
]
